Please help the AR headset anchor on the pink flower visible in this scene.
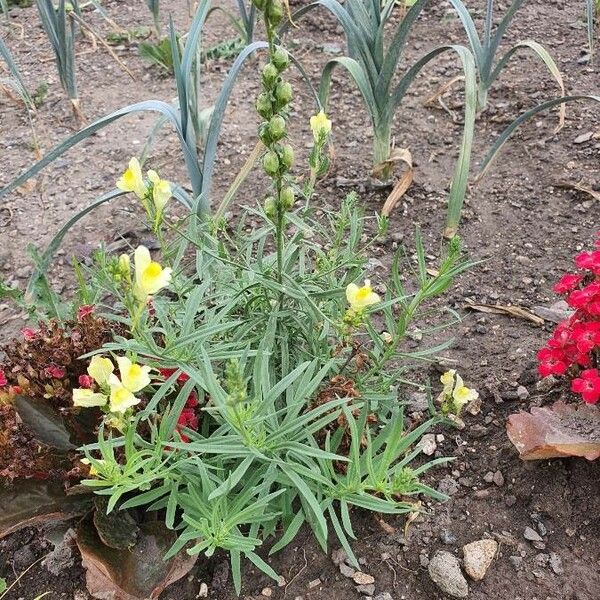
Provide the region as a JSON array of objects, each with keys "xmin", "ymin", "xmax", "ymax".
[
  {"xmin": 567, "ymin": 282, "xmax": 600, "ymax": 310},
  {"xmin": 77, "ymin": 305, "xmax": 95, "ymax": 322},
  {"xmin": 21, "ymin": 327, "xmax": 38, "ymax": 341},
  {"xmin": 571, "ymin": 369, "xmax": 600, "ymax": 404},
  {"xmin": 0, "ymin": 369, "xmax": 7, "ymax": 387},
  {"xmin": 45, "ymin": 365, "xmax": 66, "ymax": 379},
  {"xmin": 78, "ymin": 374, "xmax": 93, "ymax": 388},
  {"xmin": 553, "ymin": 273, "xmax": 583, "ymax": 295},
  {"xmin": 575, "ymin": 250, "xmax": 600, "ymax": 274},
  {"xmin": 537, "ymin": 347, "xmax": 569, "ymax": 377},
  {"xmin": 571, "ymin": 322, "xmax": 600, "ymax": 354}
]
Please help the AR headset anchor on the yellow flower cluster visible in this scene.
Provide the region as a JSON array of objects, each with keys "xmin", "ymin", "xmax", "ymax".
[
  {"xmin": 72, "ymin": 355, "xmax": 151, "ymax": 414},
  {"xmin": 116, "ymin": 157, "xmax": 172, "ymax": 217},
  {"xmin": 439, "ymin": 369, "xmax": 478, "ymax": 415},
  {"xmin": 310, "ymin": 111, "xmax": 332, "ymax": 143},
  {"xmin": 346, "ymin": 279, "xmax": 380, "ymax": 311},
  {"xmin": 130, "ymin": 245, "xmax": 172, "ymax": 302}
]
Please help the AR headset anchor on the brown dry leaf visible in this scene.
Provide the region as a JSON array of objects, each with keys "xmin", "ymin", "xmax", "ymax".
[
  {"xmin": 374, "ymin": 515, "xmax": 396, "ymax": 534},
  {"xmin": 555, "ymin": 180, "xmax": 600, "ymax": 202},
  {"xmin": 77, "ymin": 516, "xmax": 197, "ymax": 600},
  {"xmin": 424, "ymin": 75, "xmax": 465, "ymax": 108},
  {"xmin": 507, "ymin": 401, "xmax": 600, "ymax": 461},
  {"xmin": 379, "ymin": 148, "xmax": 413, "ymax": 217},
  {"xmin": 465, "ymin": 302, "xmax": 544, "ymax": 326},
  {"xmin": 403, "ymin": 501, "xmax": 422, "ymax": 538}
]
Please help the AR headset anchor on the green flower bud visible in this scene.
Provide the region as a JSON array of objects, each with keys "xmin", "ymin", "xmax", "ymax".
[
  {"xmin": 268, "ymin": 115, "xmax": 286, "ymax": 141},
  {"xmin": 280, "ymin": 144, "xmax": 294, "ymax": 170},
  {"xmin": 280, "ymin": 186, "xmax": 295, "ymax": 210},
  {"xmin": 263, "ymin": 150, "xmax": 280, "ymax": 176},
  {"xmin": 258, "ymin": 122, "xmax": 272, "ymax": 145},
  {"xmin": 272, "ymin": 46, "xmax": 290, "ymax": 71},
  {"xmin": 264, "ymin": 196, "xmax": 277, "ymax": 218},
  {"xmin": 274, "ymin": 81, "xmax": 293, "ymax": 107},
  {"xmin": 261, "ymin": 63, "xmax": 279, "ymax": 88},
  {"xmin": 266, "ymin": 0, "xmax": 284, "ymax": 26},
  {"xmin": 255, "ymin": 93, "xmax": 273, "ymax": 119}
]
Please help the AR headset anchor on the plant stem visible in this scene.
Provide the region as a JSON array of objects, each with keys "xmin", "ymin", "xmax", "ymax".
[{"xmin": 372, "ymin": 124, "xmax": 392, "ymax": 180}]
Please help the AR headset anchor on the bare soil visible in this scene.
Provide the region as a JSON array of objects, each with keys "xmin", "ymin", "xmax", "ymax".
[{"xmin": 1, "ymin": 0, "xmax": 599, "ymax": 599}]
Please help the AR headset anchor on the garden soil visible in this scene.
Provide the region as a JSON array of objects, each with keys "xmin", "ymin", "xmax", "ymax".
[{"xmin": 1, "ymin": 1, "xmax": 599, "ymax": 599}]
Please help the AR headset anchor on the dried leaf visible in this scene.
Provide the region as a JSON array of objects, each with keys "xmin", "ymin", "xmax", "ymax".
[
  {"xmin": 507, "ymin": 401, "xmax": 600, "ymax": 461},
  {"xmin": 93, "ymin": 498, "xmax": 139, "ymax": 550},
  {"xmin": 555, "ymin": 180, "xmax": 600, "ymax": 202},
  {"xmin": 77, "ymin": 516, "xmax": 197, "ymax": 600},
  {"xmin": 465, "ymin": 302, "xmax": 544, "ymax": 326},
  {"xmin": 403, "ymin": 501, "xmax": 422, "ymax": 538},
  {"xmin": 380, "ymin": 148, "xmax": 414, "ymax": 217},
  {"xmin": 0, "ymin": 480, "xmax": 90, "ymax": 538}
]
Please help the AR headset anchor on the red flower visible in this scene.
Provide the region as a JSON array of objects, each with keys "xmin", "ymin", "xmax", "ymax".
[
  {"xmin": 45, "ymin": 365, "xmax": 66, "ymax": 379},
  {"xmin": 9, "ymin": 385, "xmax": 22, "ymax": 395},
  {"xmin": 571, "ymin": 369, "xmax": 600, "ymax": 404},
  {"xmin": 159, "ymin": 368, "xmax": 190, "ymax": 383},
  {"xmin": 78, "ymin": 374, "xmax": 93, "ymax": 388},
  {"xmin": 0, "ymin": 369, "xmax": 7, "ymax": 387},
  {"xmin": 575, "ymin": 250, "xmax": 600, "ymax": 274},
  {"xmin": 176, "ymin": 407, "xmax": 199, "ymax": 442},
  {"xmin": 567, "ymin": 282, "xmax": 600, "ymax": 310},
  {"xmin": 185, "ymin": 391, "xmax": 198, "ymax": 408},
  {"xmin": 553, "ymin": 273, "xmax": 583, "ymax": 295},
  {"xmin": 77, "ymin": 305, "xmax": 95, "ymax": 322},
  {"xmin": 21, "ymin": 327, "xmax": 38, "ymax": 341},
  {"xmin": 537, "ymin": 347, "xmax": 569, "ymax": 377},
  {"xmin": 571, "ymin": 322, "xmax": 600, "ymax": 354}
]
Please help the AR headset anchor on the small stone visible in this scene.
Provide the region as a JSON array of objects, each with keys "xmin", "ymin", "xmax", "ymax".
[
  {"xmin": 492, "ymin": 470, "xmax": 505, "ymax": 486},
  {"xmin": 463, "ymin": 539, "xmax": 498, "ymax": 581},
  {"xmin": 505, "ymin": 495, "xmax": 517, "ymax": 507},
  {"xmin": 308, "ymin": 579, "xmax": 321, "ymax": 589},
  {"xmin": 261, "ymin": 587, "xmax": 273, "ymax": 597},
  {"xmin": 428, "ymin": 550, "xmax": 469, "ymax": 599},
  {"xmin": 374, "ymin": 594, "xmax": 393, "ymax": 600},
  {"xmin": 437, "ymin": 476, "xmax": 460, "ymax": 496},
  {"xmin": 509, "ymin": 556, "xmax": 523, "ymax": 570},
  {"xmin": 549, "ymin": 552, "xmax": 564, "ymax": 574},
  {"xmin": 197, "ymin": 583, "xmax": 208, "ymax": 598},
  {"xmin": 418, "ymin": 433, "xmax": 437, "ymax": 456},
  {"xmin": 356, "ymin": 584, "xmax": 376, "ymax": 595},
  {"xmin": 353, "ymin": 572, "xmax": 375, "ymax": 585},
  {"xmin": 440, "ymin": 529, "xmax": 458, "ymax": 545},
  {"xmin": 484, "ymin": 471, "xmax": 494, "ymax": 483},
  {"xmin": 573, "ymin": 131, "xmax": 593, "ymax": 144},
  {"xmin": 516, "ymin": 385, "xmax": 529, "ymax": 401},
  {"xmin": 524, "ymin": 527, "xmax": 543, "ymax": 542},
  {"xmin": 331, "ymin": 548, "xmax": 348, "ymax": 565},
  {"xmin": 339, "ymin": 563, "xmax": 356, "ymax": 578}
]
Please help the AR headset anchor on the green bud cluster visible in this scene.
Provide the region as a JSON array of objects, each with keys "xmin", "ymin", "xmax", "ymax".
[{"xmin": 252, "ymin": 0, "xmax": 296, "ymax": 220}]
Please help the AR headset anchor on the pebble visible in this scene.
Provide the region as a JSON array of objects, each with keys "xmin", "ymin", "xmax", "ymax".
[
  {"xmin": 427, "ymin": 550, "xmax": 469, "ymax": 599},
  {"xmin": 356, "ymin": 584, "xmax": 376, "ymax": 595},
  {"xmin": 549, "ymin": 552, "xmax": 564, "ymax": 574},
  {"xmin": 524, "ymin": 527, "xmax": 543, "ymax": 542},
  {"xmin": 261, "ymin": 587, "xmax": 272, "ymax": 597},
  {"xmin": 516, "ymin": 385, "xmax": 529, "ymax": 400},
  {"xmin": 509, "ymin": 555, "xmax": 523, "ymax": 570},
  {"xmin": 440, "ymin": 529, "xmax": 458, "ymax": 545},
  {"xmin": 418, "ymin": 433, "xmax": 437, "ymax": 456},
  {"xmin": 197, "ymin": 582, "xmax": 208, "ymax": 598},
  {"xmin": 463, "ymin": 539, "xmax": 498, "ymax": 581},
  {"xmin": 353, "ymin": 572, "xmax": 375, "ymax": 585},
  {"xmin": 339, "ymin": 563, "xmax": 356, "ymax": 578},
  {"xmin": 308, "ymin": 579, "xmax": 321, "ymax": 589},
  {"xmin": 505, "ymin": 495, "xmax": 517, "ymax": 507},
  {"xmin": 573, "ymin": 131, "xmax": 593, "ymax": 144},
  {"xmin": 492, "ymin": 470, "xmax": 505, "ymax": 486},
  {"xmin": 374, "ymin": 594, "xmax": 393, "ymax": 600}
]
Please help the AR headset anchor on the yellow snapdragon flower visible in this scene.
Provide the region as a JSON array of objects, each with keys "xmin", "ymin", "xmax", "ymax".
[
  {"xmin": 439, "ymin": 370, "xmax": 478, "ymax": 416},
  {"xmin": 147, "ymin": 169, "xmax": 172, "ymax": 213},
  {"xmin": 73, "ymin": 388, "xmax": 107, "ymax": 408},
  {"xmin": 115, "ymin": 356, "xmax": 151, "ymax": 393},
  {"xmin": 81, "ymin": 457, "xmax": 106, "ymax": 477},
  {"xmin": 440, "ymin": 369, "xmax": 456, "ymax": 395},
  {"xmin": 116, "ymin": 157, "xmax": 146, "ymax": 200},
  {"xmin": 310, "ymin": 111, "xmax": 332, "ymax": 142},
  {"xmin": 133, "ymin": 245, "xmax": 172, "ymax": 301},
  {"xmin": 452, "ymin": 373, "xmax": 479, "ymax": 406},
  {"xmin": 346, "ymin": 279, "xmax": 381, "ymax": 310},
  {"xmin": 87, "ymin": 355, "xmax": 115, "ymax": 386},
  {"xmin": 108, "ymin": 382, "xmax": 140, "ymax": 413}
]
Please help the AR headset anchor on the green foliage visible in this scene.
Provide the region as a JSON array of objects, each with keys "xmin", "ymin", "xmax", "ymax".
[
  {"xmin": 290, "ymin": 0, "xmax": 477, "ymax": 236},
  {"xmin": 139, "ymin": 35, "xmax": 181, "ymax": 73},
  {"xmin": 146, "ymin": 0, "xmax": 160, "ymax": 35}
]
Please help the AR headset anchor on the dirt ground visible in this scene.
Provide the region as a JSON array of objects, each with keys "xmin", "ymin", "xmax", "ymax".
[{"xmin": 1, "ymin": 0, "xmax": 599, "ymax": 599}]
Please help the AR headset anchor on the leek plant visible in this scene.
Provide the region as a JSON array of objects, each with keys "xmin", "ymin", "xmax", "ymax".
[
  {"xmin": 448, "ymin": 0, "xmax": 565, "ymax": 120},
  {"xmin": 35, "ymin": 0, "xmax": 81, "ymax": 120},
  {"xmin": 146, "ymin": 0, "xmax": 160, "ymax": 36},
  {"xmin": 291, "ymin": 0, "xmax": 477, "ymax": 236}
]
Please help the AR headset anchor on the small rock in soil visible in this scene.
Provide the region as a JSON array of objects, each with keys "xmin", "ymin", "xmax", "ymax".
[
  {"xmin": 524, "ymin": 527, "xmax": 543, "ymax": 542},
  {"xmin": 308, "ymin": 579, "xmax": 321, "ymax": 589},
  {"xmin": 198, "ymin": 582, "xmax": 209, "ymax": 598},
  {"xmin": 440, "ymin": 529, "xmax": 458, "ymax": 545},
  {"xmin": 492, "ymin": 470, "xmax": 505, "ymax": 486},
  {"xmin": 463, "ymin": 539, "xmax": 498, "ymax": 581},
  {"xmin": 437, "ymin": 476, "xmax": 460, "ymax": 496},
  {"xmin": 332, "ymin": 548, "xmax": 349, "ymax": 565},
  {"xmin": 509, "ymin": 556, "xmax": 523, "ymax": 570},
  {"xmin": 353, "ymin": 572, "xmax": 375, "ymax": 585},
  {"xmin": 418, "ymin": 433, "xmax": 437, "ymax": 456},
  {"xmin": 356, "ymin": 583, "xmax": 376, "ymax": 595},
  {"xmin": 549, "ymin": 552, "xmax": 564, "ymax": 574},
  {"xmin": 428, "ymin": 550, "xmax": 469, "ymax": 599},
  {"xmin": 261, "ymin": 587, "xmax": 273, "ymax": 597},
  {"xmin": 339, "ymin": 563, "xmax": 356, "ymax": 578},
  {"xmin": 374, "ymin": 594, "xmax": 393, "ymax": 600},
  {"xmin": 516, "ymin": 385, "xmax": 529, "ymax": 401}
]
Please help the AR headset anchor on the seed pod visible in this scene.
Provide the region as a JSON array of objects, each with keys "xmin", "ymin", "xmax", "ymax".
[
  {"xmin": 280, "ymin": 186, "xmax": 295, "ymax": 210},
  {"xmin": 258, "ymin": 122, "xmax": 272, "ymax": 145},
  {"xmin": 274, "ymin": 81, "xmax": 293, "ymax": 107},
  {"xmin": 255, "ymin": 93, "xmax": 273, "ymax": 119},
  {"xmin": 261, "ymin": 63, "xmax": 279, "ymax": 87},
  {"xmin": 280, "ymin": 144, "xmax": 294, "ymax": 170},
  {"xmin": 268, "ymin": 115, "xmax": 286, "ymax": 141},
  {"xmin": 263, "ymin": 150, "xmax": 280, "ymax": 176},
  {"xmin": 267, "ymin": 0, "xmax": 284, "ymax": 26},
  {"xmin": 264, "ymin": 196, "xmax": 277, "ymax": 218},
  {"xmin": 272, "ymin": 46, "xmax": 290, "ymax": 71}
]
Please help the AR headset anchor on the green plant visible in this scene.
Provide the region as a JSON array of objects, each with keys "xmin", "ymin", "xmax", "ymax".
[
  {"xmin": 447, "ymin": 0, "xmax": 565, "ymax": 119},
  {"xmin": 586, "ymin": 0, "xmax": 598, "ymax": 60},
  {"xmin": 139, "ymin": 34, "xmax": 181, "ymax": 73},
  {"xmin": 209, "ymin": 0, "xmax": 256, "ymax": 45},
  {"xmin": 35, "ymin": 0, "xmax": 82, "ymax": 120},
  {"xmin": 146, "ymin": 0, "xmax": 160, "ymax": 35},
  {"xmin": 290, "ymin": 0, "xmax": 476, "ymax": 236}
]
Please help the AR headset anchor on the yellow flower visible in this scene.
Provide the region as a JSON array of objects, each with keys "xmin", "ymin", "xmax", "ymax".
[
  {"xmin": 109, "ymin": 382, "xmax": 140, "ymax": 413},
  {"xmin": 119, "ymin": 253, "xmax": 130, "ymax": 275},
  {"xmin": 81, "ymin": 457, "xmax": 105, "ymax": 477},
  {"xmin": 452, "ymin": 376, "xmax": 478, "ymax": 406},
  {"xmin": 440, "ymin": 369, "xmax": 456, "ymax": 395},
  {"xmin": 133, "ymin": 245, "xmax": 172, "ymax": 301},
  {"xmin": 115, "ymin": 356, "xmax": 151, "ymax": 393},
  {"xmin": 346, "ymin": 279, "xmax": 380, "ymax": 310},
  {"xmin": 73, "ymin": 388, "xmax": 108, "ymax": 408},
  {"xmin": 310, "ymin": 111, "xmax": 332, "ymax": 142},
  {"xmin": 116, "ymin": 157, "xmax": 147, "ymax": 200},
  {"xmin": 147, "ymin": 170, "xmax": 172, "ymax": 213},
  {"xmin": 87, "ymin": 355, "xmax": 114, "ymax": 387}
]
